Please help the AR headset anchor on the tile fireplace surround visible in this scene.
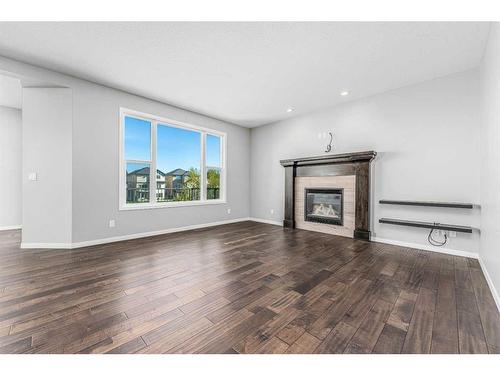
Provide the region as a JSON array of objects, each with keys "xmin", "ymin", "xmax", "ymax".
[{"xmin": 280, "ymin": 151, "xmax": 377, "ymax": 240}]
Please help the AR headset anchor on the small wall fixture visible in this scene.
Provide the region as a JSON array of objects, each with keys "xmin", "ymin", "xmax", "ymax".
[
  {"xmin": 340, "ymin": 91, "xmax": 349, "ymax": 96},
  {"xmin": 286, "ymin": 108, "xmax": 294, "ymax": 113}
]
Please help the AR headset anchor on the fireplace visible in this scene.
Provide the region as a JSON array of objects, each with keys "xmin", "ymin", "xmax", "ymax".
[
  {"xmin": 280, "ymin": 151, "xmax": 376, "ymax": 240},
  {"xmin": 304, "ymin": 188, "xmax": 343, "ymax": 226}
]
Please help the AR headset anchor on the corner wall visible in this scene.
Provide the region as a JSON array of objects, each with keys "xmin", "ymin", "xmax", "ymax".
[
  {"xmin": 22, "ymin": 88, "xmax": 72, "ymax": 245},
  {"xmin": 0, "ymin": 105, "xmax": 21, "ymax": 229},
  {"xmin": 250, "ymin": 70, "xmax": 481, "ymax": 256},
  {"xmin": 479, "ymin": 23, "xmax": 500, "ymax": 307}
]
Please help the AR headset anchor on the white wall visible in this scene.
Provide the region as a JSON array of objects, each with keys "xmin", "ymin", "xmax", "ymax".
[
  {"xmin": 479, "ymin": 23, "xmax": 500, "ymax": 304},
  {"xmin": 0, "ymin": 105, "xmax": 22, "ymax": 229},
  {"xmin": 22, "ymin": 88, "xmax": 73, "ymax": 244},
  {"xmin": 251, "ymin": 70, "xmax": 481, "ymax": 255},
  {"xmin": 0, "ymin": 55, "xmax": 250, "ymax": 245}
]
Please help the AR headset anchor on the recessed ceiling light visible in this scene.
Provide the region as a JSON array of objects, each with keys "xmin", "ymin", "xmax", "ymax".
[
  {"xmin": 286, "ymin": 108, "xmax": 294, "ymax": 113},
  {"xmin": 340, "ymin": 91, "xmax": 349, "ymax": 96}
]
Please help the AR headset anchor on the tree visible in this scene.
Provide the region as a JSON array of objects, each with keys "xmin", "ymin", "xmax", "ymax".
[
  {"xmin": 184, "ymin": 168, "xmax": 200, "ymax": 189},
  {"xmin": 178, "ymin": 168, "xmax": 200, "ymax": 201},
  {"xmin": 207, "ymin": 169, "xmax": 220, "ymax": 188}
]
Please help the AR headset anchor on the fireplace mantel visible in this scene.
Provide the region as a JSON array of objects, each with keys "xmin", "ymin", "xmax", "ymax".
[
  {"xmin": 280, "ymin": 151, "xmax": 376, "ymax": 240},
  {"xmin": 280, "ymin": 151, "xmax": 376, "ymax": 167}
]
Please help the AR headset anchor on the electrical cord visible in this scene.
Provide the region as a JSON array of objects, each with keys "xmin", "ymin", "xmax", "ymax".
[{"xmin": 427, "ymin": 224, "xmax": 448, "ymax": 247}]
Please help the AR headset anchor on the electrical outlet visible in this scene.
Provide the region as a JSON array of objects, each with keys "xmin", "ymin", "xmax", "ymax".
[
  {"xmin": 449, "ymin": 231, "xmax": 457, "ymax": 238},
  {"xmin": 270, "ymin": 209, "xmax": 274, "ymax": 215},
  {"xmin": 109, "ymin": 219, "xmax": 115, "ymax": 228},
  {"xmin": 227, "ymin": 208, "xmax": 231, "ymax": 214}
]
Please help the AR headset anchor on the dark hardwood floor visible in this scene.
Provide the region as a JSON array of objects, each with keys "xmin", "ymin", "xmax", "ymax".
[{"xmin": 0, "ymin": 221, "xmax": 499, "ymax": 354}]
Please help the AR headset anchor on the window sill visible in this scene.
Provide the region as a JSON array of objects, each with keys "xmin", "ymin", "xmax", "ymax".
[{"xmin": 119, "ymin": 199, "xmax": 227, "ymax": 211}]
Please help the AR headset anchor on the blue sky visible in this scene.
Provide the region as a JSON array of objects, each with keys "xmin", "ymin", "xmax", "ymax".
[{"xmin": 125, "ymin": 116, "xmax": 220, "ymax": 173}]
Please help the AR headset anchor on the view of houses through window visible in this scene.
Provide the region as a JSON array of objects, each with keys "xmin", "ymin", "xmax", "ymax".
[{"xmin": 123, "ymin": 113, "xmax": 224, "ymax": 206}]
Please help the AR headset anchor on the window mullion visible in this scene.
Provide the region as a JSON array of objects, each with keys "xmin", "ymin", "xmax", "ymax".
[
  {"xmin": 221, "ymin": 135, "xmax": 225, "ymax": 201},
  {"xmin": 200, "ymin": 132, "xmax": 206, "ymax": 202},
  {"xmin": 150, "ymin": 120, "xmax": 157, "ymax": 204}
]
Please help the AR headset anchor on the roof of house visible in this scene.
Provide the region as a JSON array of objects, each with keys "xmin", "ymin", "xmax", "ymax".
[
  {"xmin": 165, "ymin": 168, "xmax": 188, "ymax": 176},
  {"xmin": 127, "ymin": 167, "xmax": 166, "ymax": 176}
]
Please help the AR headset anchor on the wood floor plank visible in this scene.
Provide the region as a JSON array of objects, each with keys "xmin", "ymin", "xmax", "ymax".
[
  {"xmin": 286, "ymin": 332, "xmax": 321, "ymax": 353},
  {"xmin": 402, "ymin": 288, "xmax": 436, "ymax": 354},
  {"xmin": 386, "ymin": 291, "xmax": 417, "ymax": 332},
  {"xmin": 314, "ymin": 322, "xmax": 357, "ymax": 353},
  {"xmin": 344, "ymin": 299, "xmax": 393, "ymax": 353},
  {"xmin": 372, "ymin": 324, "xmax": 406, "ymax": 354},
  {"xmin": 457, "ymin": 309, "xmax": 488, "ymax": 354}
]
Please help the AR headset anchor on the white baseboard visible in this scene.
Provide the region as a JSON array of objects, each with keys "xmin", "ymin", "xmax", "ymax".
[
  {"xmin": 372, "ymin": 236, "xmax": 478, "ymax": 259},
  {"xmin": 21, "ymin": 217, "xmax": 252, "ymax": 249},
  {"xmin": 249, "ymin": 217, "xmax": 283, "ymax": 226},
  {"xmin": 20, "ymin": 242, "xmax": 73, "ymax": 249},
  {"xmin": 477, "ymin": 256, "xmax": 500, "ymax": 313},
  {"xmin": 0, "ymin": 225, "xmax": 21, "ymax": 231}
]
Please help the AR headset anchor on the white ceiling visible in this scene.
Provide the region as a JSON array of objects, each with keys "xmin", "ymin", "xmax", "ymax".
[
  {"xmin": 0, "ymin": 22, "xmax": 490, "ymax": 127},
  {"xmin": 0, "ymin": 74, "xmax": 21, "ymax": 109}
]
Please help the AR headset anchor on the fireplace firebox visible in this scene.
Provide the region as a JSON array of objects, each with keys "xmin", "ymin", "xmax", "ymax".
[{"xmin": 304, "ymin": 188, "xmax": 343, "ymax": 226}]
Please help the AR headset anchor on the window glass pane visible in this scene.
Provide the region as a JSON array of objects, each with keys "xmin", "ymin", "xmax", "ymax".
[
  {"xmin": 126, "ymin": 162, "xmax": 150, "ymax": 203},
  {"xmin": 125, "ymin": 116, "xmax": 151, "ymax": 161},
  {"xmin": 207, "ymin": 167, "xmax": 221, "ymax": 200},
  {"xmin": 206, "ymin": 134, "xmax": 221, "ymax": 200},
  {"xmin": 206, "ymin": 134, "xmax": 221, "ymax": 167},
  {"xmin": 157, "ymin": 124, "xmax": 201, "ymax": 202}
]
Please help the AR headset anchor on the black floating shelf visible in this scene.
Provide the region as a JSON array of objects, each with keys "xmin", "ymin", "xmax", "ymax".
[
  {"xmin": 379, "ymin": 200, "xmax": 474, "ymax": 209},
  {"xmin": 379, "ymin": 218, "xmax": 473, "ymax": 233}
]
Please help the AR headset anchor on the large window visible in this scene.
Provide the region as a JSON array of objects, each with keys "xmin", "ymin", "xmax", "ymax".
[{"xmin": 120, "ymin": 109, "xmax": 226, "ymax": 209}]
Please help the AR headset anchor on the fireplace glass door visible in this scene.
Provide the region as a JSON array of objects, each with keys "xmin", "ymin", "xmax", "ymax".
[{"xmin": 304, "ymin": 188, "xmax": 343, "ymax": 226}]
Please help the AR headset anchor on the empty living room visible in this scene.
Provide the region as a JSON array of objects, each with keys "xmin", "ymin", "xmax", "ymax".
[{"xmin": 1, "ymin": 1, "xmax": 500, "ymax": 372}]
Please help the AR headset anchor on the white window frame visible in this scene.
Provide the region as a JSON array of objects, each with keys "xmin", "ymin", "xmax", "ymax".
[{"xmin": 119, "ymin": 108, "xmax": 227, "ymax": 210}]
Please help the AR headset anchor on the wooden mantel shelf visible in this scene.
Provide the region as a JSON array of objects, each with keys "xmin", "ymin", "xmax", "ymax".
[{"xmin": 280, "ymin": 151, "xmax": 377, "ymax": 167}]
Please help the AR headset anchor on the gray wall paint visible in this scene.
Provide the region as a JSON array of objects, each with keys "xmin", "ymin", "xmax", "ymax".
[
  {"xmin": 251, "ymin": 70, "xmax": 481, "ymax": 255},
  {"xmin": 72, "ymin": 84, "xmax": 250, "ymax": 242},
  {"xmin": 0, "ymin": 55, "xmax": 250, "ymax": 244},
  {"xmin": 480, "ymin": 23, "xmax": 500, "ymax": 302},
  {"xmin": 22, "ymin": 88, "xmax": 72, "ymax": 244},
  {"xmin": 0, "ymin": 106, "xmax": 22, "ymax": 228}
]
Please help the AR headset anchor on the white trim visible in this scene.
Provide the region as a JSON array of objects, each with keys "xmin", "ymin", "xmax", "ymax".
[
  {"xmin": 200, "ymin": 132, "xmax": 206, "ymax": 201},
  {"xmin": 249, "ymin": 217, "xmax": 283, "ymax": 226},
  {"xmin": 150, "ymin": 119, "xmax": 157, "ymax": 205},
  {"xmin": 0, "ymin": 225, "xmax": 22, "ymax": 231},
  {"xmin": 478, "ymin": 256, "xmax": 500, "ymax": 313},
  {"xmin": 372, "ymin": 236, "xmax": 478, "ymax": 259},
  {"xmin": 119, "ymin": 199, "xmax": 227, "ymax": 211},
  {"xmin": 119, "ymin": 107, "xmax": 227, "ymax": 211},
  {"xmin": 20, "ymin": 217, "xmax": 252, "ymax": 249},
  {"xmin": 21, "ymin": 242, "xmax": 73, "ymax": 249},
  {"xmin": 121, "ymin": 107, "xmax": 226, "ymax": 137}
]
